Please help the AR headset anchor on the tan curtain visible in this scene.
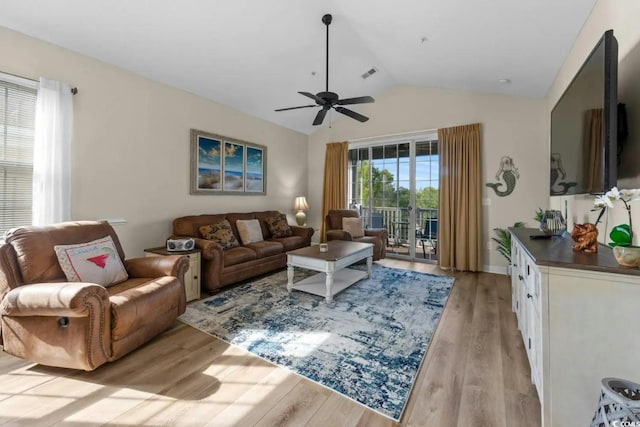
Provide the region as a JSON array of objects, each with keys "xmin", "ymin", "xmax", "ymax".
[
  {"xmin": 586, "ymin": 108, "xmax": 604, "ymax": 193},
  {"xmin": 320, "ymin": 141, "xmax": 349, "ymax": 242},
  {"xmin": 438, "ymin": 123, "xmax": 482, "ymax": 271}
]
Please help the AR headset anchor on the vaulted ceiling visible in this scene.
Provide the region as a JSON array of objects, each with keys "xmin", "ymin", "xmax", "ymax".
[{"xmin": 0, "ymin": 0, "xmax": 597, "ymax": 134}]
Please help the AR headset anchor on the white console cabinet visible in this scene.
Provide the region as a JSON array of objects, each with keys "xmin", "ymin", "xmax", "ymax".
[
  {"xmin": 511, "ymin": 238, "xmax": 543, "ymax": 400},
  {"xmin": 510, "ymin": 228, "xmax": 640, "ymax": 427}
]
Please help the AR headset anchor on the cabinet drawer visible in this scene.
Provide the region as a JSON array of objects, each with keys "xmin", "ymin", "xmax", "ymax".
[{"xmin": 524, "ymin": 258, "xmax": 541, "ymax": 315}]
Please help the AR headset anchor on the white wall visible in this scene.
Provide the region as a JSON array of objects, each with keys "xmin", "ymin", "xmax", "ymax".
[
  {"xmin": 307, "ymin": 85, "xmax": 547, "ymax": 271},
  {"xmin": 547, "ymin": 0, "xmax": 640, "ymax": 244},
  {"xmin": 0, "ymin": 26, "xmax": 308, "ymax": 256}
]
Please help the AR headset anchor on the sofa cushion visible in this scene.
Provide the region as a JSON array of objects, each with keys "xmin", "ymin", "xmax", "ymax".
[
  {"xmin": 199, "ymin": 220, "xmax": 239, "ymax": 250},
  {"xmin": 236, "ymin": 219, "xmax": 264, "ymax": 244},
  {"xmin": 269, "ymin": 236, "xmax": 306, "ymax": 251},
  {"xmin": 264, "ymin": 213, "xmax": 293, "ymax": 238},
  {"xmin": 54, "ymin": 236, "xmax": 129, "ymax": 287},
  {"xmin": 223, "ymin": 246, "xmax": 258, "ymax": 267},
  {"xmin": 342, "ymin": 217, "xmax": 365, "ymax": 238},
  {"xmin": 175, "ymin": 214, "xmax": 227, "ymax": 238},
  {"xmin": 253, "ymin": 211, "xmax": 281, "ymax": 239},
  {"xmin": 226, "ymin": 212, "xmax": 255, "ymax": 239},
  {"xmin": 243, "ymin": 241, "xmax": 283, "ymax": 258},
  {"xmin": 327, "ymin": 210, "xmax": 359, "ymax": 230}
]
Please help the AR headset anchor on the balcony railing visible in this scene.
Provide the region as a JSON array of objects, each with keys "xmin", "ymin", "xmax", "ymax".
[{"xmin": 358, "ymin": 206, "xmax": 437, "ymax": 243}]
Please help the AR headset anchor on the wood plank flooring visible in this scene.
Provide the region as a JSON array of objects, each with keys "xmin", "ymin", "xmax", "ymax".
[{"xmin": 0, "ymin": 259, "xmax": 540, "ymax": 426}]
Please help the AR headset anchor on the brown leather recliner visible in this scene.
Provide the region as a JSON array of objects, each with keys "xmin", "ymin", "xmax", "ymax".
[
  {"xmin": 325, "ymin": 210, "xmax": 388, "ymax": 260},
  {"xmin": 0, "ymin": 221, "xmax": 189, "ymax": 371}
]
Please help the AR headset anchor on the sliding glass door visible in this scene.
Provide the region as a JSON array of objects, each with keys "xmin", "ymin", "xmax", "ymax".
[{"xmin": 347, "ymin": 136, "xmax": 439, "ymax": 261}]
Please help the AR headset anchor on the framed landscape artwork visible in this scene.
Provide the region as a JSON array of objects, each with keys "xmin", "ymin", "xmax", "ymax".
[{"xmin": 190, "ymin": 129, "xmax": 266, "ymax": 195}]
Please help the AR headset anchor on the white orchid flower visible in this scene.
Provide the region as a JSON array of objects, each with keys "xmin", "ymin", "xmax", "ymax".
[
  {"xmin": 619, "ymin": 188, "xmax": 640, "ymax": 203},
  {"xmin": 597, "ymin": 187, "xmax": 640, "ymax": 245},
  {"xmin": 605, "ymin": 186, "xmax": 621, "ymax": 200},
  {"xmin": 594, "ymin": 194, "xmax": 614, "ymax": 208}
]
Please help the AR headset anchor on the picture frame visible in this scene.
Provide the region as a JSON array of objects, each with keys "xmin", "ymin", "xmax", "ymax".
[{"xmin": 190, "ymin": 129, "xmax": 266, "ymax": 195}]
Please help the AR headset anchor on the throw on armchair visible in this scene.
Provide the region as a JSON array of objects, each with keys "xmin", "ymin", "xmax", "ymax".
[
  {"xmin": 0, "ymin": 221, "xmax": 189, "ymax": 371},
  {"xmin": 325, "ymin": 210, "xmax": 388, "ymax": 260}
]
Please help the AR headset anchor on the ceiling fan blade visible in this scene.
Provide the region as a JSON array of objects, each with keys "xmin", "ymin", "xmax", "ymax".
[
  {"xmin": 299, "ymin": 91, "xmax": 325, "ymax": 105},
  {"xmin": 275, "ymin": 105, "xmax": 317, "ymax": 112},
  {"xmin": 334, "ymin": 106, "xmax": 369, "ymax": 123},
  {"xmin": 336, "ymin": 96, "xmax": 375, "ymax": 106},
  {"xmin": 313, "ymin": 108, "xmax": 329, "ymax": 126}
]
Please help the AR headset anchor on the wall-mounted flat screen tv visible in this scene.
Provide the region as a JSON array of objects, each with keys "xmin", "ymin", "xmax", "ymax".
[{"xmin": 550, "ymin": 30, "xmax": 618, "ymax": 196}]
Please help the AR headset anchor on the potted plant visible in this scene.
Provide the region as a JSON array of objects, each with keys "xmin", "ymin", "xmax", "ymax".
[
  {"xmin": 492, "ymin": 222, "xmax": 525, "ymax": 274},
  {"xmin": 594, "ymin": 187, "xmax": 640, "ymax": 266},
  {"xmin": 534, "ymin": 208, "xmax": 544, "ymax": 227}
]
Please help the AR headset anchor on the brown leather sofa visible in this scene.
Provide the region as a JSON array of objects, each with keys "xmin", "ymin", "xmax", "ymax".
[
  {"xmin": 172, "ymin": 211, "xmax": 314, "ymax": 293},
  {"xmin": 0, "ymin": 221, "xmax": 189, "ymax": 371},
  {"xmin": 325, "ymin": 209, "xmax": 388, "ymax": 260}
]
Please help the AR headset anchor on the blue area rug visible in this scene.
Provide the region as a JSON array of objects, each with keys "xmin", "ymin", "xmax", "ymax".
[{"xmin": 179, "ymin": 264, "xmax": 454, "ymax": 421}]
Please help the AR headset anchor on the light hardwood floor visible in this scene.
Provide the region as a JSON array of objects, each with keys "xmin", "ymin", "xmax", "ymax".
[{"xmin": 0, "ymin": 259, "xmax": 540, "ymax": 426}]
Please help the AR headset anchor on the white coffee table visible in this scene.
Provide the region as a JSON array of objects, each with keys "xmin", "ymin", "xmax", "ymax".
[{"xmin": 286, "ymin": 240, "xmax": 374, "ymax": 302}]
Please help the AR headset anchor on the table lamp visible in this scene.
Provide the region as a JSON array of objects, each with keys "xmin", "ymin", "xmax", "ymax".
[{"xmin": 294, "ymin": 196, "xmax": 309, "ymax": 226}]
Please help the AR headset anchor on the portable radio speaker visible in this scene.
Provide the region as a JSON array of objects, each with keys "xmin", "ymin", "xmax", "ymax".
[{"xmin": 166, "ymin": 238, "xmax": 195, "ymax": 252}]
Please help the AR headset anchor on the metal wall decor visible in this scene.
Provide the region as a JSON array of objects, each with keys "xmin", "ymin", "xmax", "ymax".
[{"xmin": 486, "ymin": 155, "xmax": 519, "ymax": 197}]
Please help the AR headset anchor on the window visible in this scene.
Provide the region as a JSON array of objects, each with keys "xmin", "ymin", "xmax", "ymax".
[
  {"xmin": 348, "ymin": 133, "xmax": 439, "ymax": 261},
  {"xmin": 0, "ymin": 75, "xmax": 37, "ymax": 238}
]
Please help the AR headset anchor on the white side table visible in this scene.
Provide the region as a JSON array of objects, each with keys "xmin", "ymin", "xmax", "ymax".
[{"xmin": 144, "ymin": 246, "xmax": 201, "ymax": 302}]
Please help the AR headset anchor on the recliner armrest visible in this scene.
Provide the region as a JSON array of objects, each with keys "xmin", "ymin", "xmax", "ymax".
[
  {"xmin": 1, "ymin": 282, "xmax": 109, "ymax": 317},
  {"xmin": 125, "ymin": 255, "xmax": 189, "ymax": 279},
  {"xmin": 326, "ymin": 230, "xmax": 353, "ymax": 241},
  {"xmin": 365, "ymin": 228, "xmax": 388, "ymax": 239},
  {"xmin": 1, "ymin": 281, "xmax": 113, "ymax": 370}
]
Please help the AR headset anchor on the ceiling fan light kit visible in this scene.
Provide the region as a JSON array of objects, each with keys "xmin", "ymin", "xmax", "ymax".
[{"xmin": 275, "ymin": 13, "xmax": 375, "ymax": 126}]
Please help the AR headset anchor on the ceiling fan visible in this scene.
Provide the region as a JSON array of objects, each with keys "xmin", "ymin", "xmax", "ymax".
[{"xmin": 275, "ymin": 14, "xmax": 375, "ymax": 126}]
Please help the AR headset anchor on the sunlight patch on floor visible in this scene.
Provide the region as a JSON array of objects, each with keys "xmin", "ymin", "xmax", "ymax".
[{"xmin": 62, "ymin": 387, "xmax": 156, "ymax": 424}]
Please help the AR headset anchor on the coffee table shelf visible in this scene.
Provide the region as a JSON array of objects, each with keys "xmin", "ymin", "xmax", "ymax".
[{"xmin": 286, "ymin": 240, "xmax": 374, "ymax": 302}]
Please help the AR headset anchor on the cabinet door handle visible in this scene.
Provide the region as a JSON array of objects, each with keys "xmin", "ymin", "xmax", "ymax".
[
  {"xmin": 527, "ymin": 293, "xmax": 533, "ymax": 299},
  {"xmin": 518, "ymin": 275, "xmax": 524, "ymax": 281}
]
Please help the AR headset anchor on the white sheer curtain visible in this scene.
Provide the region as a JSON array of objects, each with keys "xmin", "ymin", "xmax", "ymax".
[{"xmin": 32, "ymin": 77, "xmax": 73, "ymax": 226}]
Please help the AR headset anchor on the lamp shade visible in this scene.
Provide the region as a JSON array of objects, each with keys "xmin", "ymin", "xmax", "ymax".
[{"xmin": 294, "ymin": 196, "xmax": 309, "ymax": 211}]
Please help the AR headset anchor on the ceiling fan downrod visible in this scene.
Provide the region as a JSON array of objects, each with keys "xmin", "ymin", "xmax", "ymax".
[{"xmin": 322, "ymin": 14, "xmax": 332, "ymax": 93}]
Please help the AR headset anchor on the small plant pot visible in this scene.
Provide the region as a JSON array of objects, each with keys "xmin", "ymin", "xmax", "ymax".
[{"xmin": 612, "ymin": 246, "xmax": 640, "ymax": 267}]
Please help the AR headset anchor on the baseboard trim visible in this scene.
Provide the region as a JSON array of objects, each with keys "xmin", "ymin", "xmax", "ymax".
[{"xmin": 483, "ymin": 264, "xmax": 509, "ymax": 275}]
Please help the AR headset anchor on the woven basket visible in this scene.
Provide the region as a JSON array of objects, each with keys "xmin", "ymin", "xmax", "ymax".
[{"xmin": 591, "ymin": 378, "xmax": 640, "ymax": 427}]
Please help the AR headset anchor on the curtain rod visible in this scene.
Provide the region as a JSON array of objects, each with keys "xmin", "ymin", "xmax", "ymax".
[
  {"xmin": 349, "ymin": 128, "xmax": 437, "ymax": 143},
  {"xmin": 1, "ymin": 70, "xmax": 78, "ymax": 95}
]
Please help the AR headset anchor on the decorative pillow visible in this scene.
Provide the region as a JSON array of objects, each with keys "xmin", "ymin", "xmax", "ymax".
[
  {"xmin": 236, "ymin": 219, "xmax": 264, "ymax": 244},
  {"xmin": 199, "ymin": 220, "xmax": 239, "ymax": 250},
  {"xmin": 265, "ymin": 213, "xmax": 293, "ymax": 238},
  {"xmin": 342, "ymin": 217, "xmax": 365, "ymax": 238},
  {"xmin": 54, "ymin": 236, "xmax": 128, "ymax": 287}
]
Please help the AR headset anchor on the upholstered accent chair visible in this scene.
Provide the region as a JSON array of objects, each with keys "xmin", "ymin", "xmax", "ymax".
[
  {"xmin": 0, "ymin": 221, "xmax": 189, "ymax": 371},
  {"xmin": 325, "ymin": 210, "xmax": 388, "ymax": 260}
]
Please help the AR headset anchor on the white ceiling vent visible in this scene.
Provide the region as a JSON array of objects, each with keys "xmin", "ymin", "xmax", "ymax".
[{"xmin": 361, "ymin": 67, "xmax": 378, "ymax": 79}]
